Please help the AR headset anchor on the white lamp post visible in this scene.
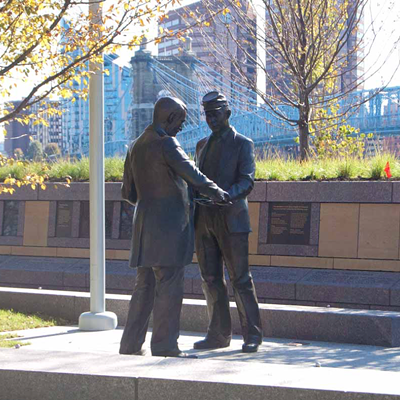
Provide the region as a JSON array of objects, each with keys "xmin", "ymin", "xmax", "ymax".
[{"xmin": 79, "ymin": 1, "xmax": 118, "ymax": 331}]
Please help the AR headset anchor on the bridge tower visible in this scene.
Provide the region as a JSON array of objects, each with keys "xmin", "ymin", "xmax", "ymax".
[{"xmin": 130, "ymin": 39, "xmax": 198, "ymax": 140}]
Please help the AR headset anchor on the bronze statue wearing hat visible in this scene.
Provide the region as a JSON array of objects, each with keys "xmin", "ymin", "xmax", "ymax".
[
  {"xmin": 193, "ymin": 91, "xmax": 263, "ymax": 353},
  {"xmin": 119, "ymin": 96, "xmax": 229, "ymax": 358}
]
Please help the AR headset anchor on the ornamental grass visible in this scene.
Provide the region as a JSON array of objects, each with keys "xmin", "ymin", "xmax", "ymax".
[{"xmin": 0, "ymin": 153, "xmax": 399, "ymax": 182}]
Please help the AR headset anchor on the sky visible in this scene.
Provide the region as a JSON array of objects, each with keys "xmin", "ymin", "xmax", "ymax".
[
  {"xmin": 362, "ymin": 0, "xmax": 400, "ymax": 89},
  {"xmin": 2, "ymin": 0, "xmax": 398, "ymax": 144},
  {"xmin": 3, "ymin": 0, "xmax": 400, "ymax": 101},
  {"xmin": 116, "ymin": 0, "xmax": 400, "ymax": 90}
]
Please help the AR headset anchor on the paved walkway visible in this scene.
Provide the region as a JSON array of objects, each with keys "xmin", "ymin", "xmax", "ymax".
[
  {"xmin": 2, "ymin": 326, "xmax": 400, "ymax": 399},
  {"xmin": 5, "ymin": 325, "xmax": 400, "ymax": 371}
]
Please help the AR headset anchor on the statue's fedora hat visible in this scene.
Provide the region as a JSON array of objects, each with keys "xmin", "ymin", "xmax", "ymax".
[{"xmin": 202, "ymin": 91, "xmax": 228, "ymax": 111}]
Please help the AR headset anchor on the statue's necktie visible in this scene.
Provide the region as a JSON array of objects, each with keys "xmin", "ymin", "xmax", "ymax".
[{"xmin": 202, "ymin": 134, "xmax": 222, "ymax": 183}]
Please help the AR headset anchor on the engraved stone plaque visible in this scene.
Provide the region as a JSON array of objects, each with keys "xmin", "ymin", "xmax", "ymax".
[
  {"xmin": 79, "ymin": 201, "xmax": 113, "ymax": 238},
  {"xmin": 105, "ymin": 201, "xmax": 113, "ymax": 239},
  {"xmin": 79, "ymin": 201, "xmax": 90, "ymax": 238},
  {"xmin": 56, "ymin": 201, "xmax": 73, "ymax": 237},
  {"xmin": 2, "ymin": 201, "xmax": 19, "ymax": 236},
  {"xmin": 268, "ymin": 202, "xmax": 311, "ymax": 245},
  {"xmin": 120, "ymin": 201, "xmax": 135, "ymax": 240}
]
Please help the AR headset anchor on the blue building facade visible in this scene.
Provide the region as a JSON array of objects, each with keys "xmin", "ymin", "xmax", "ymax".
[{"xmin": 62, "ymin": 54, "xmax": 132, "ymax": 158}]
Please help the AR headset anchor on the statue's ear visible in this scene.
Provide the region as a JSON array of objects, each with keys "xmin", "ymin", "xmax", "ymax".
[
  {"xmin": 167, "ymin": 112, "xmax": 176, "ymax": 124},
  {"xmin": 168, "ymin": 111, "xmax": 179, "ymax": 124},
  {"xmin": 226, "ymin": 109, "xmax": 232, "ymax": 119}
]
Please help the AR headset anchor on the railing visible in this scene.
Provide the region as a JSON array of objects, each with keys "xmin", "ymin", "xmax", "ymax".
[{"xmin": 177, "ymin": 86, "xmax": 400, "ymax": 151}]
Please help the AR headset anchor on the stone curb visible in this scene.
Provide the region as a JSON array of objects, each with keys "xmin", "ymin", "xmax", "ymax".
[
  {"xmin": 1, "ymin": 349, "xmax": 400, "ymax": 400},
  {"xmin": 1, "ymin": 287, "xmax": 400, "ymax": 347}
]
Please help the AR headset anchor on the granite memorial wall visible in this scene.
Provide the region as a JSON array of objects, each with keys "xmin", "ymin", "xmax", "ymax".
[{"xmin": 1, "ymin": 181, "xmax": 400, "ymax": 274}]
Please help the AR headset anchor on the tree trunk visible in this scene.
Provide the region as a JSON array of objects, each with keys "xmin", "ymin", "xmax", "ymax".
[
  {"xmin": 299, "ymin": 121, "xmax": 309, "ymax": 161},
  {"xmin": 298, "ymin": 101, "xmax": 311, "ymax": 161},
  {"xmin": 298, "ymin": 90, "xmax": 311, "ymax": 160}
]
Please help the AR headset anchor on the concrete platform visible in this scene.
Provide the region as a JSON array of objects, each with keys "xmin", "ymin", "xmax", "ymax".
[
  {"xmin": 1, "ymin": 326, "xmax": 400, "ymax": 400},
  {"xmin": 2, "ymin": 287, "xmax": 400, "ymax": 347},
  {"xmin": 2, "ymin": 255, "xmax": 400, "ymax": 311}
]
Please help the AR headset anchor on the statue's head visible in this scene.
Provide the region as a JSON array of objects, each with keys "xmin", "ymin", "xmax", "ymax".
[
  {"xmin": 153, "ymin": 97, "xmax": 187, "ymax": 137},
  {"xmin": 202, "ymin": 91, "xmax": 231, "ymax": 133}
]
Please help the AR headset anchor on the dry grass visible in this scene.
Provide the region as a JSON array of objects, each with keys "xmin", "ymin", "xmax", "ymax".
[{"xmin": 0, "ymin": 309, "xmax": 72, "ymax": 348}]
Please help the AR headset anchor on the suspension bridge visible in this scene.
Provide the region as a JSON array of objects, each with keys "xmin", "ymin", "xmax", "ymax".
[
  {"xmin": 148, "ymin": 56, "xmax": 400, "ymax": 153},
  {"xmin": 101, "ymin": 50, "xmax": 400, "ymax": 156}
]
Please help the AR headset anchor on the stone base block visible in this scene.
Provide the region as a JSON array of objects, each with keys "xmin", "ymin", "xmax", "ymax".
[
  {"xmin": 1, "ymin": 287, "xmax": 400, "ymax": 347},
  {"xmin": 1, "ymin": 349, "xmax": 400, "ymax": 400}
]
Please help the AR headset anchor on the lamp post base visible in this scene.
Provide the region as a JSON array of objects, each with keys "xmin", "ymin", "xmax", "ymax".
[{"xmin": 79, "ymin": 311, "xmax": 118, "ymax": 331}]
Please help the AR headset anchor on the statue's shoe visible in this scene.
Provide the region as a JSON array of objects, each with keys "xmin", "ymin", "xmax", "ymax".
[
  {"xmin": 153, "ymin": 350, "xmax": 198, "ymax": 359},
  {"xmin": 242, "ymin": 341, "xmax": 260, "ymax": 353},
  {"xmin": 193, "ymin": 337, "xmax": 230, "ymax": 350},
  {"xmin": 119, "ymin": 348, "xmax": 146, "ymax": 356},
  {"xmin": 132, "ymin": 349, "xmax": 147, "ymax": 356}
]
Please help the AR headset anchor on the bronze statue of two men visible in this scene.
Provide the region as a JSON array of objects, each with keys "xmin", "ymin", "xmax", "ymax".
[{"xmin": 119, "ymin": 92, "xmax": 262, "ymax": 358}]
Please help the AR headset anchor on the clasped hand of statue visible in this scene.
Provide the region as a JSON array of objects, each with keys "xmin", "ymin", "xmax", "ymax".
[{"xmin": 194, "ymin": 191, "xmax": 232, "ymax": 207}]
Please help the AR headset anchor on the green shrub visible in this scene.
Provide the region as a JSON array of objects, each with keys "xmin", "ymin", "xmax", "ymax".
[{"xmin": 0, "ymin": 154, "xmax": 398, "ymax": 182}]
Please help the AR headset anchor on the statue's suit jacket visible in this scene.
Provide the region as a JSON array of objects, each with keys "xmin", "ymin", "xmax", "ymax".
[
  {"xmin": 122, "ymin": 125, "xmax": 222, "ymax": 269},
  {"xmin": 195, "ymin": 127, "xmax": 255, "ymax": 233}
]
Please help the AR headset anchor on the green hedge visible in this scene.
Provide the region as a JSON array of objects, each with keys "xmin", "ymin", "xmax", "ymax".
[{"xmin": 0, "ymin": 154, "xmax": 399, "ymax": 182}]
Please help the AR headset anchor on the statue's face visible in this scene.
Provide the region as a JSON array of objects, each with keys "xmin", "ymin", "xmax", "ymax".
[
  {"xmin": 166, "ymin": 109, "xmax": 187, "ymax": 136},
  {"xmin": 205, "ymin": 108, "xmax": 230, "ymax": 133}
]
